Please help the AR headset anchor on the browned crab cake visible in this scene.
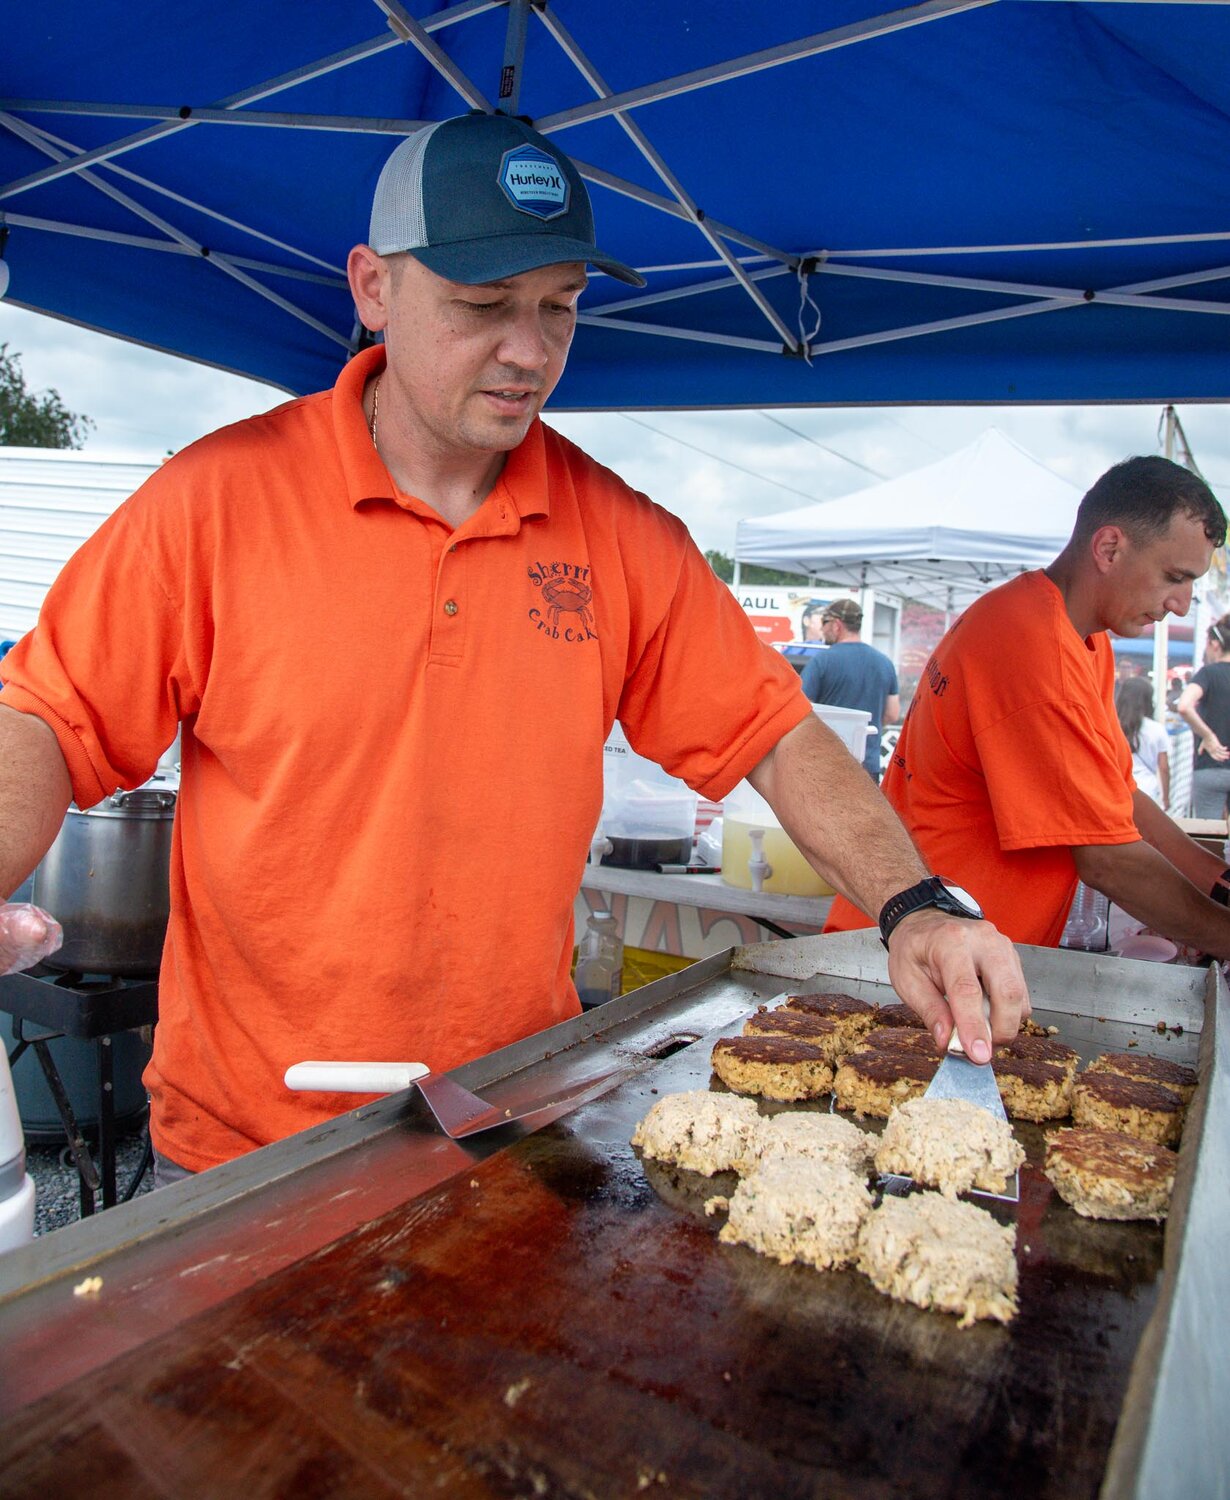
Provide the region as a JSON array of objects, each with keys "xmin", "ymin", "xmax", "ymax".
[
  {"xmin": 833, "ymin": 1043, "xmax": 939, "ymax": 1120},
  {"xmin": 1072, "ymin": 1071, "xmax": 1184, "ymax": 1147},
  {"xmin": 711, "ymin": 1035, "xmax": 834, "ymax": 1102},
  {"xmin": 742, "ymin": 1007, "xmax": 844, "ymax": 1064},
  {"xmin": 1044, "ymin": 1126, "xmax": 1177, "ymax": 1221},
  {"xmin": 863, "ymin": 1025, "xmax": 937, "ymax": 1057},
  {"xmin": 1085, "ymin": 1052, "xmax": 1198, "ymax": 1105},
  {"xmin": 785, "ymin": 991, "xmax": 878, "ymax": 1051},
  {"xmin": 991, "ymin": 1054, "xmax": 1073, "ymax": 1122},
  {"xmin": 994, "ymin": 1033, "xmax": 1081, "ymax": 1083},
  {"xmin": 873, "ymin": 1001, "xmax": 927, "ymax": 1030}
]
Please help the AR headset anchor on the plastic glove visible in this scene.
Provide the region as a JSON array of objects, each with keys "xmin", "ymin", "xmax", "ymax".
[{"xmin": 0, "ymin": 902, "xmax": 64, "ymax": 976}]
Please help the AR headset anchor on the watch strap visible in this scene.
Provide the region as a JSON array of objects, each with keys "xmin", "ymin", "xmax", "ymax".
[{"xmin": 877, "ymin": 876, "xmax": 982, "ymax": 949}]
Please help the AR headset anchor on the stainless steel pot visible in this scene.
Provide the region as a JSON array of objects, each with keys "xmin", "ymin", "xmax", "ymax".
[{"xmin": 32, "ymin": 783, "xmax": 177, "ymax": 977}]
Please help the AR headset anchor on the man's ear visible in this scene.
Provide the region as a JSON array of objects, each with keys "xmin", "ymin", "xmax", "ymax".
[
  {"xmin": 1090, "ymin": 524, "xmax": 1126, "ymax": 576},
  {"xmin": 347, "ymin": 244, "xmax": 390, "ymax": 333}
]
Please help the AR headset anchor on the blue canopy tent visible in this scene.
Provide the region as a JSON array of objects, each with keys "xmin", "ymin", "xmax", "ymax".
[{"xmin": 2, "ymin": 1, "xmax": 1229, "ymax": 409}]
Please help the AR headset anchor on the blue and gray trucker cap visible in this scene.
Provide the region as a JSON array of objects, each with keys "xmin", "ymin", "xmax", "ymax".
[{"xmin": 368, "ymin": 112, "xmax": 645, "ymax": 288}]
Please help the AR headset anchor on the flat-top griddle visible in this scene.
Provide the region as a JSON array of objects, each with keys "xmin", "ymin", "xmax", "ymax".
[{"xmin": 0, "ymin": 934, "xmax": 1221, "ymax": 1499}]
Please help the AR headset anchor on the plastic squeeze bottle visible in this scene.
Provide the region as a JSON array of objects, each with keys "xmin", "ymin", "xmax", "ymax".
[{"xmin": 575, "ymin": 910, "xmax": 624, "ymax": 1010}]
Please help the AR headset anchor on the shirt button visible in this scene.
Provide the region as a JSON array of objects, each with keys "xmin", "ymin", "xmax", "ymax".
[{"xmin": 443, "ymin": 599, "xmax": 459, "ymax": 616}]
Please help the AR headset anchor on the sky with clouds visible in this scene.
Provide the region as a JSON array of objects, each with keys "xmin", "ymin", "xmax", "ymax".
[{"xmin": 3, "ymin": 297, "xmax": 1227, "ymax": 563}]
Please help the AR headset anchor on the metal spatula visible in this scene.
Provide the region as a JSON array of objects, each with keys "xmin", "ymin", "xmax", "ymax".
[
  {"xmin": 925, "ymin": 1005, "xmax": 1007, "ymax": 1118},
  {"xmin": 879, "ymin": 999, "xmax": 1020, "ymax": 1203},
  {"xmin": 284, "ymin": 1061, "xmax": 614, "ymax": 1139}
]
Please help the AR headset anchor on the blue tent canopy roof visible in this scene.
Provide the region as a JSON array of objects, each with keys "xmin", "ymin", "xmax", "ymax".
[{"xmin": 3, "ymin": 1, "xmax": 1229, "ymax": 407}]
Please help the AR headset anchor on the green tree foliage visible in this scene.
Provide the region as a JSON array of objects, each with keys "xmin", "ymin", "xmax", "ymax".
[
  {"xmin": 705, "ymin": 549, "xmax": 800, "ymax": 586},
  {"xmin": 0, "ymin": 344, "xmax": 92, "ymax": 449}
]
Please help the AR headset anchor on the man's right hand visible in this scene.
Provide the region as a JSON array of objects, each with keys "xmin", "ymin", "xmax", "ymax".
[
  {"xmin": 1199, "ymin": 732, "xmax": 1230, "ymax": 763},
  {"xmin": 885, "ymin": 909, "xmax": 1030, "ymax": 1060},
  {"xmin": 0, "ymin": 902, "xmax": 63, "ymax": 976}
]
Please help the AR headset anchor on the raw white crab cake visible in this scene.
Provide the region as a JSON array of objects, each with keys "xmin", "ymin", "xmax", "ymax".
[
  {"xmin": 630, "ymin": 1089, "xmax": 761, "ymax": 1176},
  {"xmin": 874, "ymin": 1098, "xmax": 1025, "ymax": 1198},
  {"xmin": 744, "ymin": 1110, "xmax": 877, "ymax": 1176},
  {"xmin": 857, "ymin": 1191, "xmax": 1018, "ymax": 1327},
  {"xmin": 718, "ymin": 1159, "xmax": 873, "ymax": 1270}
]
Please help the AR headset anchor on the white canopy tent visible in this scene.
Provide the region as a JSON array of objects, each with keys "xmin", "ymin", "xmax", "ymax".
[{"xmin": 734, "ymin": 428, "xmax": 1084, "ymax": 615}]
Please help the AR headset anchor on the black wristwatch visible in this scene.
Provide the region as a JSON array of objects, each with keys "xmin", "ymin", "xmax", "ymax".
[
  {"xmin": 878, "ymin": 877, "xmax": 984, "ymax": 948},
  {"xmin": 1211, "ymin": 867, "xmax": 1230, "ymax": 908}
]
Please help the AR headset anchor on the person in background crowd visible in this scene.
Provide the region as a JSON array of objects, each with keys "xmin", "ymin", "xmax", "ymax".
[
  {"xmin": 1115, "ymin": 675, "xmax": 1169, "ymax": 809},
  {"xmin": 800, "ymin": 601, "xmax": 826, "ymax": 642},
  {"xmin": 826, "ymin": 456, "xmax": 1230, "ymax": 959},
  {"xmin": 0, "ymin": 112, "xmax": 1026, "ymax": 1185},
  {"xmin": 1177, "ymin": 616, "xmax": 1230, "ymax": 819},
  {"xmin": 800, "ymin": 598, "xmax": 900, "ymax": 781}
]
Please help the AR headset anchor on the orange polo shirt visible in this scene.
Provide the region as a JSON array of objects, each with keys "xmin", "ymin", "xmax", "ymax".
[
  {"xmin": 1, "ymin": 346, "xmax": 810, "ymax": 1169},
  {"xmin": 826, "ymin": 570, "xmax": 1139, "ymax": 947}
]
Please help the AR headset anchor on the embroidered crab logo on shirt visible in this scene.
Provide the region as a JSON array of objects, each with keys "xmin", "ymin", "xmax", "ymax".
[{"xmin": 527, "ymin": 560, "xmax": 597, "ymax": 641}]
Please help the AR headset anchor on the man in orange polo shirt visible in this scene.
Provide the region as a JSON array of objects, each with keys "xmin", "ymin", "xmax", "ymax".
[
  {"xmin": 828, "ymin": 456, "xmax": 1230, "ymax": 957},
  {"xmin": 0, "ymin": 115, "xmax": 1026, "ymax": 1180}
]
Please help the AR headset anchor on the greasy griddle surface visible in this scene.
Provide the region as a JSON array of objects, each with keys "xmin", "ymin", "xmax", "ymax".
[{"xmin": 0, "ymin": 1036, "xmax": 1168, "ymax": 1500}]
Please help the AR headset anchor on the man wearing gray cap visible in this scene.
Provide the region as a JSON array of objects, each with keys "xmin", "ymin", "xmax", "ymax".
[{"xmin": 0, "ymin": 114, "xmax": 1025, "ymax": 1178}]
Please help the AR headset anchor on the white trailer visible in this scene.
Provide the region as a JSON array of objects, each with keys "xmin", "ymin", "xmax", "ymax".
[{"xmin": 0, "ymin": 446, "xmax": 158, "ymax": 645}]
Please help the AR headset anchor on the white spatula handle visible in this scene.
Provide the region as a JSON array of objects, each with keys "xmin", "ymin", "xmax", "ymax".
[
  {"xmin": 947, "ymin": 997, "xmax": 992, "ymax": 1056},
  {"xmin": 284, "ymin": 1061, "xmax": 431, "ymax": 1094}
]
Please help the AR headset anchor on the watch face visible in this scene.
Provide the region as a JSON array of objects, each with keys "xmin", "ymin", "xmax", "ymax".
[{"xmin": 938, "ymin": 880, "xmax": 982, "ymax": 917}]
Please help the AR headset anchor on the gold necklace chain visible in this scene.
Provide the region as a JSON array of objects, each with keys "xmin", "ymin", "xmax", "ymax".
[{"xmin": 368, "ymin": 377, "xmax": 380, "ymax": 448}]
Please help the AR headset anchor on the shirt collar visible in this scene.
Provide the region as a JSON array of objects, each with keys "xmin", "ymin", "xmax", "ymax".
[{"xmin": 333, "ymin": 345, "xmax": 550, "ymax": 524}]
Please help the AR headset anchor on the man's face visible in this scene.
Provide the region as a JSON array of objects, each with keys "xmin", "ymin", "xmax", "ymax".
[
  {"xmin": 1098, "ymin": 511, "xmax": 1213, "ymax": 636},
  {"xmin": 820, "ymin": 615, "xmax": 842, "ymax": 644},
  {"xmin": 379, "ymin": 255, "xmax": 587, "ymax": 461}
]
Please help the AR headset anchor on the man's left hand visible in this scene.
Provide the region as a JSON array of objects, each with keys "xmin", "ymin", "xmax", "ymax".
[{"xmin": 885, "ymin": 910, "xmax": 1029, "ymax": 1061}]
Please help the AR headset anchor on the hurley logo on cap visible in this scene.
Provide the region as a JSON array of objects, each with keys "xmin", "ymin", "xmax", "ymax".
[{"xmin": 499, "ymin": 146, "xmax": 570, "ymax": 221}]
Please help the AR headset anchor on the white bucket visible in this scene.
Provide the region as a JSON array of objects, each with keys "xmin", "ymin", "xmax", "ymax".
[{"xmin": 812, "ymin": 703, "xmax": 873, "ymax": 763}]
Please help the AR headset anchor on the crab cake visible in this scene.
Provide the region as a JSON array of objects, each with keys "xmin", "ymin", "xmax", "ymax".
[
  {"xmin": 743, "ymin": 1110, "xmax": 877, "ymax": 1175},
  {"xmin": 743, "ymin": 1007, "xmax": 844, "ymax": 1063},
  {"xmin": 1085, "ymin": 1051, "xmax": 1198, "ymax": 1105},
  {"xmin": 857, "ymin": 1191, "xmax": 1018, "ymax": 1327},
  {"xmin": 1072, "ymin": 1071, "xmax": 1184, "ymax": 1147},
  {"xmin": 864, "ymin": 1025, "xmax": 937, "ymax": 1057},
  {"xmin": 711, "ymin": 1035, "xmax": 834, "ymax": 1102},
  {"xmin": 873, "ymin": 1001, "xmax": 926, "ymax": 1030},
  {"xmin": 833, "ymin": 1043, "xmax": 939, "ymax": 1119},
  {"xmin": 875, "ymin": 1098, "xmax": 1025, "ymax": 1199},
  {"xmin": 784, "ymin": 991, "xmax": 878, "ymax": 1050},
  {"xmin": 995, "ymin": 1033, "xmax": 1080, "ymax": 1083},
  {"xmin": 718, "ymin": 1159, "xmax": 873, "ymax": 1270},
  {"xmin": 1045, "ymin": 1126, "xmax": 1177, "ymax": 1221},
  {"xmin": 631, "ymin": 1090, "xmax": 761, "ymax": 1176},
  {"xmin": 992, "ymin": 1053, "xmax": 1073, "ymax": 1122}
]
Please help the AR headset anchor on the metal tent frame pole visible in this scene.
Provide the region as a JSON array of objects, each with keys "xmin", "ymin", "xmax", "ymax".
[{"xmin": 1, "ymin": 0, "xmax": 1228, "ymax": 378}]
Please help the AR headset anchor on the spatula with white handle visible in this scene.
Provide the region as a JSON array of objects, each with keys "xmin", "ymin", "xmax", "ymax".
[
  {"xmin": 284, "ymin": 1061, "xmax": 614, "ymax": 1139},
  {"xmin": 879, "ymin": 998, "xmax": 1020, "ymax": 1203},
  {"xmin": 924, "ymin": 999, "xmax": 1007, "ymax": 1119}
]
